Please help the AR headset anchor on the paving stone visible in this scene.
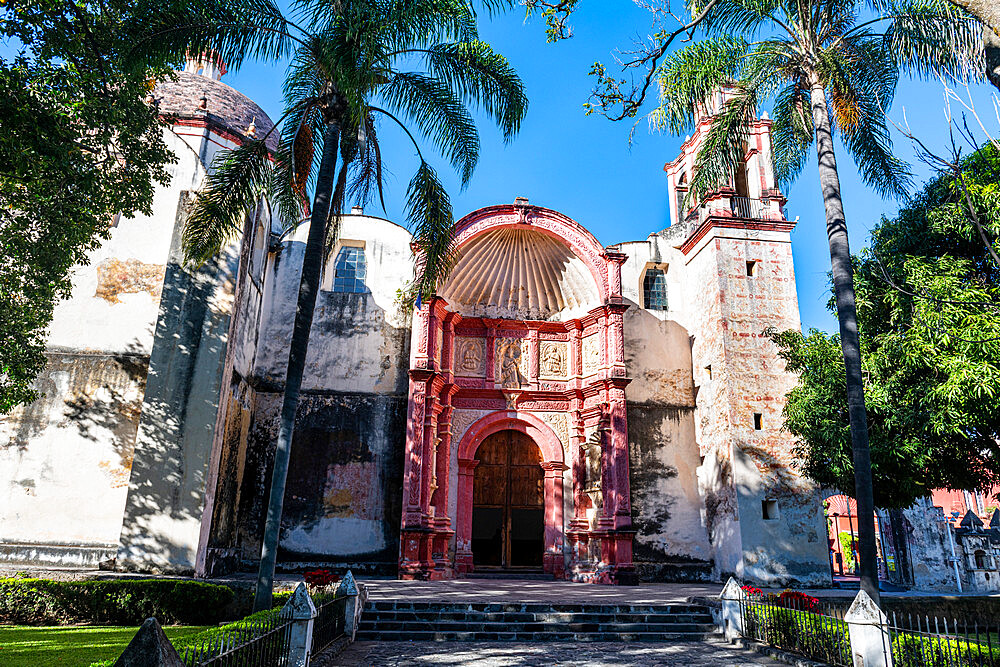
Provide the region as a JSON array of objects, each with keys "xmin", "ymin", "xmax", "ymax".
[{"xmin": 330, "ymin": 639, "xmax": 787, "ymax": 665}]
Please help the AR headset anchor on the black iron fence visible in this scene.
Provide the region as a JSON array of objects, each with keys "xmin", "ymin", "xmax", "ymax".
[
  {"xmin": 886, "ymin": 612, "xmax": 1000, "ymax": 667},
  {"xmin": 731, "ymin": 196, "xmax": 766, "ymax": 219},
  {"xmin": 740, "ymin": 593, "xmax": 852, "ymax": 666},
  {"xmin": 312, "ymin": 595, "xmax": 348, "ymax": 655},
  {"xmin": 180, "ymin": 609, "xmax": 293, "ymax": 667}
]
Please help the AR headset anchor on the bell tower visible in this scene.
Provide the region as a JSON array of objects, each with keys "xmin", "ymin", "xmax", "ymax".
[{"xmin": 664, "ymin": 93, "xmax": 831, "ymax": 585}]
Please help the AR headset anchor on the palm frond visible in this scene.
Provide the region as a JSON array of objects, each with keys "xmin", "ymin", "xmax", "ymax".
[
  {"xmin": 348, "ymin": 112, "xmax": 389, "ymax": 212},
  {"xmin": 184, "ymin": 139, "xmax": 272, "ymax": 264},
  {"xmin": 818, "ymin": 40, "xmax": 911, "ymax": 198},
  {"xmin": 770, "ymin": 82, "xmax": 814, "ymax": 186},
  {"xmin": 406, "ymin": 161, "xmax": 456, "ymax": 304},
  {"xmin": 687, "ymin": 86, "xmax": 760, "ymax": 203},
  {"xmin": 380, "ymin": 72, "xmax": 480, "ymax": 186},
  {"xmin": 132, "ymin": 0, "xmax": 296, "ymax": 72},
  {"xmin": 422, "ymin": 40, "xmax": 528, "ymax": 141},
  {"xmin": 376, "ymin": 0, "xmax": 479, "ymax": 53},
  {"xmin": 884, "ymin": 0, "xmax": 985, "ymax": 82},
  {"xmin": 695, "ymin": 0, "xmax": 783, "ymax": 38},
  {"xmin": 654, "ymin": 36, "xmax": 749, "ymax": 134}
]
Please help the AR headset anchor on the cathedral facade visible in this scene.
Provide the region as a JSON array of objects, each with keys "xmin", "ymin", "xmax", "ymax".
[{"xmin": 0, "ymin": 64, "xmax": 830, "ymax": 586}]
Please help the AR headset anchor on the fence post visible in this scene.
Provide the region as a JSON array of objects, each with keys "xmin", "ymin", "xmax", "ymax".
[
  {"xmin": 844, "ymin": 590, "xmax": 893, "ymax": 667},
  {"xmin": 113, "ymin": 617, "xmax": 185, "ymax": 666},
  {"xmin": 719, "ymin": 577, "xmax": 745, "ymax": 641},
  {"xmin": 281, "ymin": 582, "xmax": 317, "ymax": 667},
  {"xmin": 335, "ymin": 570, "xmax": 367, "ymax": 641}
]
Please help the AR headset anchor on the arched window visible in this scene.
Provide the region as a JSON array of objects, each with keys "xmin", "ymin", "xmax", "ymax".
[
  {"xmin": 643, "ymin": 268, "xmax": 668, "ymax": 310},
  {"xmin": 332, "ymin": 246, "xmax": 367, "ymax": 293}
]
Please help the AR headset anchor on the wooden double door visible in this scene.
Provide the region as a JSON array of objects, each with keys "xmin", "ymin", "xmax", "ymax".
[{"xmin": 471, "ymin": 430, "xmax": 545, "ymax": 570}]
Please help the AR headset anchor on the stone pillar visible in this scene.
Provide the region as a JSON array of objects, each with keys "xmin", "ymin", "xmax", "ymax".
[
  {"xmin": 280, "ymin": 582, "xmax": 316, "ymax": 667},
  {"xmin": 719, "ymin": 577, "xmax": 745, "ymax": 641},
  {"xmin": 527, "ymin": 328, "xmax": 539, "ymax": 387},
  {"xmin": 542, "ymin": 461, "xmax": 568, "ymax": 578},
  {"xmin": 335, "ymin": 571, "xmax": 367, "ymax": 641},
  {"xmin": 844, "ymin": 590, "xmax": 893, "ymax": 667}
]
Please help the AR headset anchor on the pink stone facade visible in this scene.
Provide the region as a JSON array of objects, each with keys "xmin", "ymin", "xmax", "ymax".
[{"xmin": 399, "ymin": 205, "xmax": 637, "ymax": 583}]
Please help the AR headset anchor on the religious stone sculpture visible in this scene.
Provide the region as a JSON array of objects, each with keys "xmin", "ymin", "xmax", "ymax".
[
  {"xmin": 457, "ymin": 338, "xmax": 483, "ymax": 374},
  {"xmin": 540, "ymin": 342, "xmax": 566, "ymax": 377},
  {"xmin": 498, "ymin": 340, "xmax": 525, "ymax": 389}
]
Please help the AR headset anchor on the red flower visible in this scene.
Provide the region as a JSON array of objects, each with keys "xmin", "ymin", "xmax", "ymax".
[
  {"xmin": 740, "ymin": 585, "xmax": 764, "ymax": 599},
  {"xmin": 303, "ymin": 569, "xmax": 340, "ymax": 588},
  {"xmin": 778, "ymin": 590, "xmax": 820, "ymax": 612}
]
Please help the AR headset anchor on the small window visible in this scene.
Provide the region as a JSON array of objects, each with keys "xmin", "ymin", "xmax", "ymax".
[
  {"xmin": 705, "ymin": 364, "xmax": 713, "ymax": 381},
  {"xmin": 332, "ymin": 246, "xmax": 368, "ymax": 293},
  {"xmin": 643, "ymin": 268, "xmax": 668, "ymax": 310},
  {"xmin": 746, "ymin": 260, "xmax": 757, "ymax": 276},
  {"xmin": 976, "ymin": 550, "xmax": 988, "ymax": 569},
  {"xmin": 762, "ymin": 500, "xmax": 779, "ymax": 521},
  {"xmin": 753, "ymin": 413, "xmax": 763, "ymax": 430}
]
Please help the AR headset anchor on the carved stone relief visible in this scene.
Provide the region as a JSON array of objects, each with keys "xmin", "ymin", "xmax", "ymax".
[
  {"xmin": 454, "ymin": 337, "xmax": 485, "ymax": 376},
  {"xmin": 538, "ymin": 341, "xmax": 568, "ymax": 379},
  {"xmin": 495, "ymin": 337, "xmax": 528, "ymax": 389},
  {"xmin": 582, "ymin": 335, "xmax": 600, "ymax": 375},
  {"xmin": 450, "ymin": 409, "xmax": 489, "ymax": 445},
  {"xmin": 536, "ymin": 411, "xmax": 570, "ymax": 452}
]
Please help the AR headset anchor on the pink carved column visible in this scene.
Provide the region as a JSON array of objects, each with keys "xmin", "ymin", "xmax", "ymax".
[
  {"xmin": 542, "ymin": 461, "xmax": 568, "ymax": 578},
  {"xmin": 455, "ymin": 458, "xmax": 480, "ymax": 574},
  {"xmin": 527, "ymin": 327, "xmax": 539, "ymax": 386},
  {"xmin": 400, "ymin": 371, "xmax": 435, "ymax": 578}
]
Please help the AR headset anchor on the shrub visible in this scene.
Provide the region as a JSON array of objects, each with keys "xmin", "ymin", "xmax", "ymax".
[
  {"xmin": 892, "ymin": 632, "xmax": 1000, "ymax": 667},
  {"xmin": 0, "ymin": 578, "xmax": 234, "ymax": 626}
]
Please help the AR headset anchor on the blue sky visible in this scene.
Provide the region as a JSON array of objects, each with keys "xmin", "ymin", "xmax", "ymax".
[{"xmin": 23, "ymin": 4, "xmax": 1000, "ymax": 334}]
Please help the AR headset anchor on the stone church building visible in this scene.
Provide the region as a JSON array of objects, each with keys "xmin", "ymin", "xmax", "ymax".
[{"xmin": 0, "ymin": 62, "xmax": 830, "ymax": 586}]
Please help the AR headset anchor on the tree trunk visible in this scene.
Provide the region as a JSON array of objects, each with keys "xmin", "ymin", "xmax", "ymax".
[
  {"xmin": 253, "ymin": 121, "xmax": 341, "ymax": 612},
  {"xmin": 808, "ymin": 78, "xmax": 881, "ymax": 605}
]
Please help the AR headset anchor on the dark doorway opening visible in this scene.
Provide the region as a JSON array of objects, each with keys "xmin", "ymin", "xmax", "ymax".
[{"xmin": 471, "ymin": 430, "xmax": 544, "ymax": 570}]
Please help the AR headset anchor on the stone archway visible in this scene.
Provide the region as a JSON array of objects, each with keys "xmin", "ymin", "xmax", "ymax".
[{"xmin": 455, "ymin": 412, "xmax": 567, "ymax": 577}]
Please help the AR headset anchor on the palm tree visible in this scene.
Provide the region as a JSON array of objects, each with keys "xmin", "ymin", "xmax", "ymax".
[
  {"xmin": 140, "ymin": 0, "xmax": 527, "ymax": 610},
  {"xmin": 654, "ymin": 0, "xmax": 983, "ymax": 602}
]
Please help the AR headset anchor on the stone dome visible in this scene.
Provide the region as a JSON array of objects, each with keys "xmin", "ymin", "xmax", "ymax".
[{"xmin": 153, "ymin": 70, "xmax": 278, "ymax": 151}]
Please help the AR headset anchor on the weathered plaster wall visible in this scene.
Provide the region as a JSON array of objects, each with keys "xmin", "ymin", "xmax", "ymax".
[
  {"xmin": 254, "ymin": 215, "xmax": 413, "ymax": 394},
  {"xmin": 0, "ymin": 354, "xmax": 146, "ymax": 567},
  {"xmin": 116, "ymin": 188, "xmax": 241, "ymax": 574},
  {"xmin": 235, "ymin": 392, "xmax": 406, "ymax": 573},
  {"xmin": 903, "ymin": 498, "xmax": 966, "ymax": 592},
  {"xmin": 0, "ymin": 125, "xmax": 208, "ymax": 568},
  {"xmin": 212, "ymin": 213, "xmax": 413, "ymax": 573},
  {"xmin": 616, "ymin": 253, "xmax": 713, "ymax": 576}
]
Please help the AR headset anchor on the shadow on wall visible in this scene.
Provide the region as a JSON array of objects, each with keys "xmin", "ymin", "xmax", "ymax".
[
  {"xmin": 117, "ymin": 190, "xmax": 239, "ymax": 574},
  {"xmin": 212, "ymin": 290, "xmax": 410, "ymax": 576}
]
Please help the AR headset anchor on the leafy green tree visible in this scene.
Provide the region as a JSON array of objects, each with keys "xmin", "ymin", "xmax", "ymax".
[
  {"xmin": 649, "ymin": 0, "xmax": 980, "ymax": 601},
  {"xmin": 772, "ymin": 144, "xmax": 1000, "ymax": 509},
  {"xmin": 0, "ymin": 1, "xmax": 173, "ymax": 413},
  {"xmin": 139, "ymin": 0, "xmax": 526, "ymax": 609}
]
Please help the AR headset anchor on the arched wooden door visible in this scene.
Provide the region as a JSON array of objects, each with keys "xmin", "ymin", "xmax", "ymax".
[{"xmin": 471, "ymin": 430, "xmax": 544, "ymax": 570}]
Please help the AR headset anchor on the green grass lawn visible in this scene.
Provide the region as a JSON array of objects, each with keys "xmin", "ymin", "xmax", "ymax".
[{"xmin": 0, "ymin": 624, "xmax": 210, "ymax": 667}]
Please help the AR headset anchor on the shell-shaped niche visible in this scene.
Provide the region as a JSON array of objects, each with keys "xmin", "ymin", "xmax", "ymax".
[{"xmin": 440, "ymin": 227, "xmax": 601, "ymax": 321}]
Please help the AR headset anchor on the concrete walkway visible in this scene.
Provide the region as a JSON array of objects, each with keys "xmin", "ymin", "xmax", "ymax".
[{"xmin": 329, "ymin": 640, "xmax": 780, "ymax": 666}]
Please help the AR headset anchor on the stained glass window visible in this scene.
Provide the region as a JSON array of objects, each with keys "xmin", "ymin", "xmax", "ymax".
[
  {"xmin": 643, "ymin": 268, "xmax": 668, "ymax": 310},
  {"xmin": 332, "ymin": 246, "xmax": 368, "ymax": 293}
]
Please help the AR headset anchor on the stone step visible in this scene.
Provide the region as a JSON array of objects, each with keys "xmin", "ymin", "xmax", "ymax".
[
  {"xmin": 362, "ymin": 610, "xmax": 714, "ymax": 624},
  {"xmin": 354, "ymin": 630, "xmax": 713, "ymax": 642},
  {"xmin": 358, "ymin": 598, "xmax": 717, "ymax": 642},
  {"xmin": 364, "ymin": 601, "xmax": 708, "ymax": 614},
  {"xmin": 466, "ymin": 572, "xmax": 555, "ymax": 581},
  {"xmin": 358, "ymin": 620, "xmax": 716, "ymax": 633}
]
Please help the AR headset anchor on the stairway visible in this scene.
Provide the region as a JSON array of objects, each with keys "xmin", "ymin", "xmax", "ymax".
[{"xmin": 356, "ymin": 599, "xmax": 717, "ymax": 641}]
